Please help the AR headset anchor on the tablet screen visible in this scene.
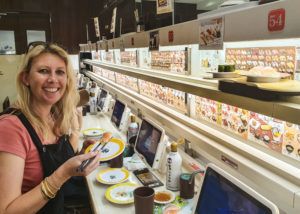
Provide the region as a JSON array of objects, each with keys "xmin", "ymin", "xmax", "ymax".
[
  {"xmin": 97, "ymin": 89, "xmax": 107, "ymax": 110},
  {"xmin": 135, "ymin": 119, "xmax": 162, "ymax": 167},
  {"xmin": 111, "ymin": 99, "xmax": 125, "ymax": 128},
  {"xmin": 196, "ymin": 165, "xmax": 275, "ymax": 214}
]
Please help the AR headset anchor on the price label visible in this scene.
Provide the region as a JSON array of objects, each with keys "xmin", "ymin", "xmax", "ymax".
[{"xmin": 268, "ymin": 8, "xmax": 285, "ymax": 32}]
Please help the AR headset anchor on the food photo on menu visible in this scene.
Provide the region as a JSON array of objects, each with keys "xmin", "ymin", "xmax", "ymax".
[
  {"xmin": 248, "ymin": 113, "xmax": 284, "ymax": 153},
  {"xmin": 225, "ymin": 47, "xmax": 296, "ymax": 78},
  {"xmin": 195, "ymin": 97, "xmax": 220, "ymax": 125},
  {"xmin": 282, "ymin": 122, "xmax": 300, "ymax": 160},
  {"xmin": 199, "ymin": 17, "xmax": 223, "ymax": 49},
  {"xmin": 158, "ymin": 0, "xmax": 167, "ymax": 7},
  {"xmin": 221, "ymin": 104, "xmax": 249, "ymax": 140}
]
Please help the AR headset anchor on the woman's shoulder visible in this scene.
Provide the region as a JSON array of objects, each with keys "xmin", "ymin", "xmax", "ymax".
[
  {"xmin": 0, "ymin": 113, "xmax": 30, "ymax": 140},
  {"xmin": 0, "ymin": 112, "xmax": 35, "ymax": 157},
  {"xmin": 0, "ymin": 113, "xmax": 24, "ymax": 128}
]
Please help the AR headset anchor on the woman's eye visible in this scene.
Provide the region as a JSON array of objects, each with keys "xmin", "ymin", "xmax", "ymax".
[
  {"xmin": 56, "ymin": 70, "xmax": 66, "ymax": 76},
  {"xmin": 38, "ymin": 69, "xmax": 49, "ymax": 74}
]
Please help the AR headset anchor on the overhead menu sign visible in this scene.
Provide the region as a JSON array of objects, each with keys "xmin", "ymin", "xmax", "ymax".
[
  {"xmin": 110, "ymin": 7, "xmax": 117, "ymax": 33},
  {"xmin": 94, "ymin": 17, "xmax": 100, "ymax": 38},
  {"xmin": 156, "ymin": 0, "xmax": 173, "ymax": 15},
  {"xmin": 199, "ymin": 17, "xmax": 224, "ymax": 50}
]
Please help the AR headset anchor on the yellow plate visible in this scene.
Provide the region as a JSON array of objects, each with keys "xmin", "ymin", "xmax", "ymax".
[
  {"xmin": 105, "ymin": 182, "xmax": 139, "ymax": 204},
  {"xmin": 82, "ymin": 128, "xmax": 105, "ymax": 137},
  {"xmin": 96, "ymin": 168, "xmax": 129, "ymax": 185},
  {"xmin": 85, "ymin": 138, "xmax": 125, "ymax": 161}
]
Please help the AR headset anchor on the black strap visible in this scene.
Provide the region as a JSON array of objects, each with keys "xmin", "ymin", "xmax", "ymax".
[
  {"xmin": 16, "ymin": 111, "xmax": 45, "ymax": 152},
  {"xmin": 1, "ymin": 108, "xmax": 50, "ymax": 154},
  {"xmin": 1, "ymin": 108, "xmax": 67, "ymax": 214},
  {"xmin": 2, "ymin": 108, "xmax": 89, "ymax": 213}
]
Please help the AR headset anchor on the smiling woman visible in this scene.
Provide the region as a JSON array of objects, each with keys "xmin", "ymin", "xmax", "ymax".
[
  {"xmin": 0, "ymin": 42, "xmax": 101, "ymax": 214},
  {"xmin": 17, "ymin": 42, "xmax": 77, "ymax": 137}
]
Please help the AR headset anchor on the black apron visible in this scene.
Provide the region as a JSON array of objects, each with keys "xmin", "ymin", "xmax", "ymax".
[{"xmin": 0, "ymin": 108, "xmax": 76, "ymax": 214}]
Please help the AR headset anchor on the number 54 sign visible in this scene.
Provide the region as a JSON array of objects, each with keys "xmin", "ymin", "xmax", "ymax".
[{"xmin": 268, "ymin": 8, "xmax": 285, "ymax": 32}]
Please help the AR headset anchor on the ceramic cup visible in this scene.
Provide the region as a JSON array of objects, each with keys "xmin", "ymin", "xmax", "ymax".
[
  {"xmin": 134, "ymin": 186, "xmax": 154, "ymax": 214},
  {"xmin": 180, "ymin": 173, "xmax": 195, "ymax": 199},
  {"xmin": 110, "ymin": 153, "xmax": 123, "ymax": 168}
]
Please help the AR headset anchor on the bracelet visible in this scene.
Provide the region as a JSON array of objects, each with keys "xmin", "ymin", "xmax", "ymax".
[
  {"xmin": 51, "ymin": 170, "xmax": 64, "ymax": 190},
  {"xmin": 40, "ymin": 183, "xmax": 50, "ymax": 201},
  {"xmin": 41, "ymin": 181, "xmax": 52, "ymax": 200},
  {"xmin": 45, "ymin": 177, "xmax": 60, "ymax": 191},
  {"xmin": 42, "ymin": 180, "xmax": 55, "ymax": 198},
  {"xmin": 41, "ymin": 180, "xmax": 56, "ymax": 199},
  {"xmin": 43, "ymin": 179, "xmax": 56, "ymax": 197}
]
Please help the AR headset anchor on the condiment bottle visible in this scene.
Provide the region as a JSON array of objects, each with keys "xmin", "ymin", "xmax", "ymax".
[
  {"xmin": 127, "ymin": 115, "xmax": 139, "ymax": 144},
  {"xmin": 166, "ymin": 142, "xmax": 182, "ymax": 191},
  {"xmin": 124, "ymin": 115, "xmax": 139, "ymax": 157},
  {"xmin": 89, "ymin": 82, "xmax": 97, "ymax": 114}
]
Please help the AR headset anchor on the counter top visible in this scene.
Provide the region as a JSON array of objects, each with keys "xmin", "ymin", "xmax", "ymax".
[{"xmin": 81, "ymin": 113, "xmax": 199, "ymax": 214}]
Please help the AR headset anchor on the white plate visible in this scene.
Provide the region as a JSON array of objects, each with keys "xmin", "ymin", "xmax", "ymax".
[
  {"xmin": 246, "ymin": 75, "xmax": 281, "ymax": 83},
  {"xmin": 243, "ymin": 72, "xmax": 290, "ymax": 83},
  {"xmin": 96, "ymin": 168, "xmax": 129, "ymax": 185},
  {"xmin": 105, "ymin": 182, "xmax": 139, "ymax": 204},
  {"xmin": 208, "ymin": 72, "xmax": 240, "ymax": 78},
  {"xmin": 154, "ymin": 190, "xmax": 175, "ymax": 204}
]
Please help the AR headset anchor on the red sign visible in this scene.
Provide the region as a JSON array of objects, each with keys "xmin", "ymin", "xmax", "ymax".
[
  {"xmin": 131, "ymin": 37, "xmax": 134, "ymax": 46},
  {"xmin": 268, "ymin": 8, "xmax": 285, "ymax": 32},
  {"xmin": 168, "ymin": 30, "xmax": 174, "ymax": 43}
]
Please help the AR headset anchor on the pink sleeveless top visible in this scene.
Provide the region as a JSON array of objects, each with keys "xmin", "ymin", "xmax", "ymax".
[{"xmin": 0, "ymin": 115, "xmax": 43, "ymax": 193}]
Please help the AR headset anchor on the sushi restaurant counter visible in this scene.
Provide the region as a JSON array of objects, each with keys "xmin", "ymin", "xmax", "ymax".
[{"xmin": 81, "ymin": 113, "xmax": 198, "ymax": 214}]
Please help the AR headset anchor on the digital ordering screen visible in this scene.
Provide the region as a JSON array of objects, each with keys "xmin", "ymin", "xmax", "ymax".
[
  {"xmin": 196, "ymin": 167, "xmax": 272, "ymax": 214},
  {"xmin": 97, "ymin": 90, "xmax": 107, "ymax": 110},
  {"xmin": 135, "ymin": 120, "xmax": 162, "ymax": 167},
  {"xmin": 111, "ymin": 100, "xmax": 125, "ymax": 128}
]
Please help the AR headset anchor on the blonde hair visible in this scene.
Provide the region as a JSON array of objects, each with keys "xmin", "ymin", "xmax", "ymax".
[{"xmin": 15, "ymin": 43, "xmax": 79, "ymax": 137}]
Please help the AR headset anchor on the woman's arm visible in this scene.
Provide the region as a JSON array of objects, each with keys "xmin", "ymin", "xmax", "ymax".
[
  {"xmin": 0, "ymin": 152, "xmax": 47, "ymax": 214},
  {"xmin": 0, "ymin": 151, "xmax": 100, "ymax": 214}
]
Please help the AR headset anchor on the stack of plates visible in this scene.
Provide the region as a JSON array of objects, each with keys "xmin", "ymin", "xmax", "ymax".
[
  {"xmin": 207, "ymin": 71, "xmax": 240, "ymax": 79},
  {"xmin": 82, "ymin": 128, "xmax": 105, "ymax": 140},
  {"xmin": 245, "ymin": 75, "xmax": 281, "ymax": 83}
]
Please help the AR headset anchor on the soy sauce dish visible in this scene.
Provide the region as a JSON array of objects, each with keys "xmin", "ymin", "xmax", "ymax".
[{"xmin": 154, "ymin": 190, "xmax": 175, "ymax": 204}]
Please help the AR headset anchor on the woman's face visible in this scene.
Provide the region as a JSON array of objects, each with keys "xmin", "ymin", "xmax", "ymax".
[{"xmin": 23, "ymin": 53, "xmax": 67, "ymax": 107}]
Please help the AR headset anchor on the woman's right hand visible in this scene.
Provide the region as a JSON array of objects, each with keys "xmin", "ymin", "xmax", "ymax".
[{"xmin": 53, "ymin": 151, "xmax": 101, "ymax": 184}]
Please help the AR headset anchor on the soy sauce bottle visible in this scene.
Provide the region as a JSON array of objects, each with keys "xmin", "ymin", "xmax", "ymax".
[{"xmin": 166, "ymin": 142, "xmax": 182, "ymax": 191}]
